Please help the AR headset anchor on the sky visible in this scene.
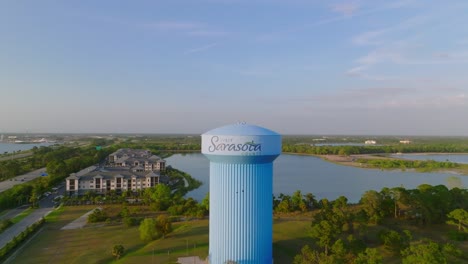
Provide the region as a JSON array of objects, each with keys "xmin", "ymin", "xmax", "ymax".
[{"xmin": 1, "ymin": 0, "xmax": 468, "ymax": 136}]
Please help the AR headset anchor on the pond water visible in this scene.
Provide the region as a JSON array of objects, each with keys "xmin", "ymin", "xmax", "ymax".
[{"xmin": 166, "ymin": 153, "xmax": 467, "ymax": 203}]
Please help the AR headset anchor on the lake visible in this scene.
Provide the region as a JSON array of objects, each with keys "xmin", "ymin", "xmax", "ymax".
[
  {"xmin": 166, "ymin": 153, "xmax": 468, "ymax": 203},
  {"xmin": 0, "ymin": 142, "xmax": 53, "ymax": 154},
  {"xmin": 391, "ymin": 154, "xmax": 468, "ymax": 164}
]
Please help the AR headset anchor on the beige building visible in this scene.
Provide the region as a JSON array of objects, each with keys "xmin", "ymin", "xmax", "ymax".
[{"xmin": 66, "ymin": 149, "xmax": 167, "ymax": 195}]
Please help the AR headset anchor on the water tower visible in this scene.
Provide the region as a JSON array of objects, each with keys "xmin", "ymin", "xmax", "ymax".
[{"xmin": 202, "ymin": 123, "xmax": 281, "ymax": 264}]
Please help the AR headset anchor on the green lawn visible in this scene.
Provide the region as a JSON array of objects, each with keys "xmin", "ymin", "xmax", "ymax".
[
  {"xmin": 12, "ymin": 206, "xmax": 314, "ymax": 264},
  {"xmin": 12, "ymin": 206, "xmax": 465, "ymax": 264},
  {"xmin": 11, "ymin": 207, "xmax": 34, "ymax": 224}
]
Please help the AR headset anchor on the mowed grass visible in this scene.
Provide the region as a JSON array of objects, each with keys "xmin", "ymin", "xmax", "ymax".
[
  {"xmin": 11, "ymin": 207, "xmax": 34, "ymax": 224},
  {"xmin": 273, "ymin": 218, "xmax": 314, "ymax": 263},
  {"xmin": 12, "ymin": 206, "xmax": 313, "ymax": 264},
  {"xmin": 12, "ymin": 205, "xmax": 466, "ymax": 264}
]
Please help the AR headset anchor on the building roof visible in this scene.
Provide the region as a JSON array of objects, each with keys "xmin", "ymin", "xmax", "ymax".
[{"xmin": 67, "ymin": 166, "xmax": 168, "ymax": 182}]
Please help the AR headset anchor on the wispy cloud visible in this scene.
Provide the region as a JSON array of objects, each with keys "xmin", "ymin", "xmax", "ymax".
[
  {"xmin": 345, "ymin": 66, "xmax": 393, "ymax": 81},
  {"xmin": 144, "ymin": 21, "xmax": 201, "ymax": 31},
  {"xmin": 187, "ymin": 30, "xmax": 229, "ymax": 37},
  {"xmin": 300, "ymin": 86, "xmax": 468, "ymax": 111},
  {"xmin": 321, "ymin": 0, "xmax": 416, "ymax": 25},
  {"xmin": 331, "ymin": 2, "xmax": 360, "ymax": 16},
  {"xmin": 184, "ymin": 43, "xmax": 218, "ymax": 54},
  {"xmin": 143, "ymin": 20, "xmax": 229, "ymax": 38}
]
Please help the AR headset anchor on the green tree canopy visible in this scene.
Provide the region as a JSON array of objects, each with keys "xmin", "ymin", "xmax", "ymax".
[
  {"xmin": 401, "ymin": 241, "xmax": 447, "ymax": 264},
  {"xmin": 139, "ymin": 218, "xmax": 158, "ymax": 242},
  {"xmin": 446, "ymin": 208, "xmax": 468, "ymax": 232},
  {"xmin": 112, "ymin": 244, "xmax": 124, "ymax": 260},
  {"xmin": 155, "ymin": 215, "xmax": 173, "ymax": 238}
]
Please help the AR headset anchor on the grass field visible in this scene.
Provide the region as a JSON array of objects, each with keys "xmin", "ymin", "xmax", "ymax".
[
  {"xmin": 11, "ymin": 206, "xmax": 315, "ymax": 264},
  {"xmin": 10, "ymin": 206, "xmax": 467, "ymax": 264}
]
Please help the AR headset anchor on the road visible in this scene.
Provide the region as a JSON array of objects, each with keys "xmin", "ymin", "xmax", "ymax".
[
  {"xmin": 0, "ymin": 207, "xmax": 51, "ymax": 249},
  {"xmin": 0, "ymin": 168, "xmax": 47, "ymax": 193},
  {"xmin": 0, "ymin": 206, "xmax": 29, "ymax": 221},
  {"xmin": 0, "ymin": 152, "xmax": 33, "ymax": 162},
  {"xmin": 0, "ymin": 186, "xmax": 65, "ymax": 250}
]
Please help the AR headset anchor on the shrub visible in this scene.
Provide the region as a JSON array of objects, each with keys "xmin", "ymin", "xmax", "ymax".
[{"xmin": 87, "ymin": 209, "xmax": 107, "ymax": 223}]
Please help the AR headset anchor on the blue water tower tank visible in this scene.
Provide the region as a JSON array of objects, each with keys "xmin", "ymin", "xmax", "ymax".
[{"xmin": 202, "ymin": 123, "xmax": 281, "ymax": 264}]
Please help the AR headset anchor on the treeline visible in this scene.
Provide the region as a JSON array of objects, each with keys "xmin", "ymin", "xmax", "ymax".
[
  {"xmin": 165, "ymin": 166, "xmax": 202, "ymax": 197},
  {"xmin": 0, "ymin": 145, "xmax": 113, "ymax": 210},
  {"xmin": 357, "ymin": 159, "xmax": 459, "ymax": 171},
  {"xmin": 285, "ymin": 184, "xmax": 468, "ymax": 263},
  {"xmin": 282, "ymin": 144, "xmax": 468, "ymax": 155},
  {"xmin": 114, "ymin": 141, "xmax": 201, "ymax": 156},
  {"xmin": 68, "ymin": 184, "xmax": 209, "ymax": 221}
]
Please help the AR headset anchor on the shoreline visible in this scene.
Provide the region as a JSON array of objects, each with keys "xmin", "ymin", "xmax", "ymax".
[{"xmin": 282, "ymin": 152, "xmax": 468, "ymax": 176}]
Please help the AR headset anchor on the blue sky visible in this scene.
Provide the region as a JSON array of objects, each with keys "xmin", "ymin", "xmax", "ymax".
[{"xmin": 1, "ymin": 0, "xmax": 468, "ymax": 135}]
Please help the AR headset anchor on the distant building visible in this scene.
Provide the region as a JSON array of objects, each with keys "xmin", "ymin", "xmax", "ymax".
[
  {"xmin": 66, "ymin": 149, "xmax": 167, "ymax": 196},
  {"xmin": 399, "ymin": 140, "xmax": 411, "ymax": 144},
  {"xmin": 364, "ymin": 140, "xmax": 376, "ymax": 145}
]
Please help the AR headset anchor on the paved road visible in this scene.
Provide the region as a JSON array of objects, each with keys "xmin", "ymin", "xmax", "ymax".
[
  {"xmin": 0, "ymin": 186, "xmax": 65, "ymax": 249},
  {"xmin": 0, "ymin": 206, "xmax": 29, "ymax": 221},
  {"xmin": 0, "ymin": 168, "xmax": 47, "ymax": 193},
  {"xmin": 0, "ymin": 207, "xmax": 51, "ymax": 249},
  {"xmin": 0, "ymin": 152, "xmax": 33, "ymax": 162}
]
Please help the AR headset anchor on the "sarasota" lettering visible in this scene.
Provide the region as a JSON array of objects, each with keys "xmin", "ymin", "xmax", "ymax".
[{"xmin": 208, "ymin": 136, "xmax": 261, "ymax": 152}]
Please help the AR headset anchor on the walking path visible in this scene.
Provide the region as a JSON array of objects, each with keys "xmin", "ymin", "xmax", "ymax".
[{"xmin": 61, "ymin": 208, "xmax": 99, "ymax": 230}]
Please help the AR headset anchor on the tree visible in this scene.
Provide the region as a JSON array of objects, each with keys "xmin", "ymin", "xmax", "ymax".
[
  {"xmin": 378, "ymin": 230, "xmax": 411, "ymax": 255},
  {"xmin": 155, "ymin": 215, "xmax": 172, "ymax": 238},
  {"xmin": 401, "ymin": 241, "xmax": 446, "ymax": 264},
  {"xmin": 29, "ymin": 191, "xmax": 39, "ymax": 208},
  {"xmin": 304, "ymin": 192, "xmax": 318, "ymax": 210},
  {"xmin": 360, "ymin": 190, "xmax": 384, "ymax": 224},
  {"xmin": 446, "ymin": 209, "xmax": 468, "ymax": 231},
  {"xmin": 293, "ymin": 245, "xmax": 336, "ymax": 264},
  {"xmin": 354, "ymin": 248, "xmax": 382, "ymax": 264},
  {"xmin": 276, "ymin": 196, "xmax": 292, "ymax": 213},
  {"xmin": 330, "ymin": 239, "xmax": 347, "ymax": 264},
  {"xmin": 291, "ymin": 190, "xmax": 307, "ymax": 212},
  {"xmin": 201, "ymin": 192, "xmax": 209, "ymax": 212},
  {"xmin": 139, "ymin": 218, "xmax": 158, "ymax": 242},
  {"xmin": 310, "ymin": 220, "xmax": 340, "ymax": 255},
  {"xmin": 150, "ymin": 184, "xmax": 172, "ymax": 211},
  {"xmin": 112, "ymin": 244, "xmax": 125, "ymax": 260}
]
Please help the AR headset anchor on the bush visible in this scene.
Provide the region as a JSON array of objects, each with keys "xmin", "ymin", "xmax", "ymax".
[
  {"xmin": 112, "ymin": 244, "xmax": 125, "ymax": 260},
  {"xmin": 0, "ymin": 219, "xmax": 13, "ymax": 233},
  {"xmin": 87, "ymin": 209, "xmax": 107, "ymax": 223},
  {"xmin": 123, "ymin": 217, "xmax": 140, "ymax": 227}
]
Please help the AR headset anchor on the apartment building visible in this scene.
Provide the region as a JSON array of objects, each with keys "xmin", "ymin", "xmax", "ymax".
[{"xmin": 66, "ymin": 149, "xmax": 167, "ymax": 195}]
